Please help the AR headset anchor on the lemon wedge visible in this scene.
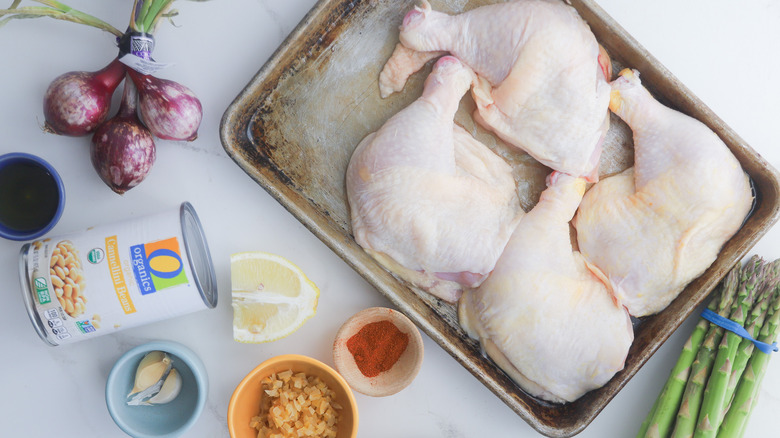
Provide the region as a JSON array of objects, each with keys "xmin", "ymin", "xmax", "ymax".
[{"xmin": 230, "ymin": 252, "xmax": 319, "ymax": 343}]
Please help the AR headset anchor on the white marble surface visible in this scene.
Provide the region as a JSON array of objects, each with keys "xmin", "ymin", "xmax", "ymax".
[{"xmin": 1, "ymin": 0, "xmax": 779, "ymax": 437}]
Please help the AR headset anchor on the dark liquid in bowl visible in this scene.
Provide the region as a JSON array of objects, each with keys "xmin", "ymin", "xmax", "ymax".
[{"xmin": 0, "ymin": 161, "xmax": 60, "ymax": 232}]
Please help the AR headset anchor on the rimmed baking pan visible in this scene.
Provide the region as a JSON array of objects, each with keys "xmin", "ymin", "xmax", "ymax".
[{"xmin": 220, "ymin": 1, "xmax": 780, "ymax": 435}]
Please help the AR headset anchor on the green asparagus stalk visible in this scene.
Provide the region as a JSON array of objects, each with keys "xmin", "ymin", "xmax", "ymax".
[
  {"xmin": 718, "ymin": 292, "xmax": 780, "ymax": 438},
  {"xmin": 640, "ymin": 308, "xmax": 715, "ymax": 438},
  {"xmin": 740, "ymin": 256, "xmax": 761, "ymax": 284},
  {"xmin": 639, "ymin": 272, "xmax": 736, "ymax": 438},
  {"xmin": 693, "ymin": 264, "xmax": 763, "ymax": 438},
  {"xmin": 638, "ymin": 396, "xmax": 662, "ymax": 438},
  {"xmin": 722, "ymin": 280, "xmax": 777, "ymax": 415},
  {"xmin": 671, "ymin": 262, "xmax": 757, "ymax": 438}
]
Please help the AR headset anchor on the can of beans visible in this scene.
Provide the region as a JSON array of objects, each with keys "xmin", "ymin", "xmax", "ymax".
[{"xmin": 18, "ymin": 202, "xmax": 217, "ymax": 346}]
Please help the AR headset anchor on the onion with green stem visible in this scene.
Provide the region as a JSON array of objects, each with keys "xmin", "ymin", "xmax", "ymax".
[
  {"xmin": 123, "ymin": 0, "xmax": 203, "ymax": 141},
  {"xmin": 43, "ymin": 58, "xmax": 127, "ymax": 136},
  {"xmin": 90, "ymin": 74, "xmax": 156, "ymax": 194},
  {"xmin": 2, "ymin": 1, "xmax": 127, "ymax": 136},
  {"xmin": 127, "ymin": 68, "xmax": 202, "ymax": 141},
  {"xmin": 4, "ymin": 0, "xmax": 203, "ymax": 192}
]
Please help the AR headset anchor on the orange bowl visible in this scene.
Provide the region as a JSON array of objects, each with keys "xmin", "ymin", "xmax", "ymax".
[{"xmin": 228, "ymin": 354, "xmax": 358, "ymax": 438}]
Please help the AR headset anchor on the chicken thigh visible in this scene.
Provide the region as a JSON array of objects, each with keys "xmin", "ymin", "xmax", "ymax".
[
  {"xmin": 459, "ymin": 172, "xmax": 633, "ymax": 403},
  {"xmin": 379, "ymin": 0, "xmax": 611, "ymax": 180},
  {"xmin": 574, "ymin": 69, "xmax": 753, "ymax": 317},
  {"xmin": 347, "ymin": 56, "xmax": 522, "ymax": 303}
]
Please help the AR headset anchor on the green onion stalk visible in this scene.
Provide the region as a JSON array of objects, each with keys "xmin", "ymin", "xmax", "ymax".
[
  {"xmin": 0, "ymin": 1, "xmax": 181, "ymax": 37},
  {"xmin": 129, "ymin": 0, "xmax": 177, "ymax": 35},
  {"xmin": 0, "ymin": 0, "xmax": 122, "ymax": 36}
]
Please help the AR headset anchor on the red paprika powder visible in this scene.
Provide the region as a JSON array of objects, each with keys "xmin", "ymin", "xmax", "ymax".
[{"xmin": 346, "ymin": 319, "xmax": 409, "ymax": 378}]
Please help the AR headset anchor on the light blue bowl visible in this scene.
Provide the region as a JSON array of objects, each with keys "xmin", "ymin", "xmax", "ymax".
[{"xmin": 106, "ymin": 341, "xmax": 208, "ymax": 438}]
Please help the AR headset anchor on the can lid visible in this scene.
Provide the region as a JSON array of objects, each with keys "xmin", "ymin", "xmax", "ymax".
[{"xmin": 180, "ymin": 202, "xmax": 218, "ymax": 309}]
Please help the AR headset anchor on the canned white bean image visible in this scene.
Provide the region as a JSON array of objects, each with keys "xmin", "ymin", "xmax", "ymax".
[{"xmin": 19, "ymin": 202, "xmax": 217, "ymax": 346}]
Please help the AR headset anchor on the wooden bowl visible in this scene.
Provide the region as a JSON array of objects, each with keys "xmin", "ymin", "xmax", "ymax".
[
  {"xmin": 333, "ymin": 307, "xmax": 424, "ymax": 397},
  {"xmin": 228, "ymin": 354, "xmax": 358, "ymax": 438}
]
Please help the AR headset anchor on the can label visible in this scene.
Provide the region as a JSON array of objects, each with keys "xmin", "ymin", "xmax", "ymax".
[
  {"xmin": 22, "ymin": 207, "xmax": 210, "ymax": 345},
  {"xmin": 130, "ymin": 237, "xmax": 188, "ymax": 295}
]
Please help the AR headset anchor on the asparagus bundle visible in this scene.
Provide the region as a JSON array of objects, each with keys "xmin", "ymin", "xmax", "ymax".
[{"xmin": 637, "ymin": 256, "xmax": 780, "ymax": 438}]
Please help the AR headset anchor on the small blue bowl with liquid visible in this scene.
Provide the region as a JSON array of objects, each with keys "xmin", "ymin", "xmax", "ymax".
[
  {"xmin": 105, "ymin": 340, "xmax": 208, "ymax": 438},
  {"xmin": 0, "ymin": 152, "xmax": 65, "ymax": 241}
]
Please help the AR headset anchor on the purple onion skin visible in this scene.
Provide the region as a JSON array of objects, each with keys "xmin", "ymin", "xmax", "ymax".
[
  {"xmin": 43, "ymin": 58, "xmax": 126, "ymax": 136},
  {"xmin": 128, "ymin": 70, "xmax": 203, "ymax": 141},
  {"xmin": 91, "ymin": 77, "xmax": 156, "ymax": 194}
]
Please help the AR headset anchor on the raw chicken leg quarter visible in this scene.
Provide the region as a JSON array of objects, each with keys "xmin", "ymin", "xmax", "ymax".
[
  {"xmin": 346, "ymin": 56, "xmax": 522, "ymax": 303},
  {"xmin": 379, "ymin": 0, "xmax": 612, "ymax": 181},
  {"xmin": 459, "ymin": 172, "xmax": 633, "ymax": 403},
  {"xmin": 574, "ymin": 69, "xmax": 753, "ymax": 317}
]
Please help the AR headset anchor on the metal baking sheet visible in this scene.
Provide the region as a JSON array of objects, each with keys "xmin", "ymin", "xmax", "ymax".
[{"xmin": 220, "ymin": 1, "xmax": 780, "ymax": 436}]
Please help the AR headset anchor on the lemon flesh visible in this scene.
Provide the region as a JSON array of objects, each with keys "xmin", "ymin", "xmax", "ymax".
[{"xmin": 231, "ymin": 252, "xmax": 319, "ymax": 343}]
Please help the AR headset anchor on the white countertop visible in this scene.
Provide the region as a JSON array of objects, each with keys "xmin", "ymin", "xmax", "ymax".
[{"xmin": 1, "ymin": 1, "xmax": 779, "ymax": 437}]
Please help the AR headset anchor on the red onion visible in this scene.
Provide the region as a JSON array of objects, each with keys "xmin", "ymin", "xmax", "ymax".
[
  {"xmin": 127, "ymin": 69, "xmax": 202, "ymax": 141},
  {"xmin": 43, "ymin": 58, "xmax": 126, "ymax": 136},
  {"xmin": 91, "ymin": 75, "xmax": 156, "ymax": 194}
]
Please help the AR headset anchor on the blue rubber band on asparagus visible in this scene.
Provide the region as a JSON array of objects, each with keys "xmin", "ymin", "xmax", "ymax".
[{"xmin": 701, "ymin": 308, "xmax": 779, "ymax": 354}]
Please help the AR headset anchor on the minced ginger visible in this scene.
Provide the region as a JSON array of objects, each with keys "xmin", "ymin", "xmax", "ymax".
[{"xmin": 250, "ymin": 370, "xmax": 341, "ymax": 438}]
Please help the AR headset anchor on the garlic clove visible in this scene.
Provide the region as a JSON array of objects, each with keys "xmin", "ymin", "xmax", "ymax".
[
  {"xmin": 128, "ymin": 351, "xmax": 172, "ymax": 396},
  {"xmin": 148, "ymin": 368, "xmax": 182, "ymax": 404}
]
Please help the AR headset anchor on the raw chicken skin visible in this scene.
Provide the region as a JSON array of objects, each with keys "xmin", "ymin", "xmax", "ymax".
[
  {"xmin": 574, "ymin": 69, "xmax": 753, "ymax": 317},
  {"xmin": 380, "ymin": 0, "xmax": 611, "ymax": 180},
  {"xmin": 459, "ymin": 173, "xmax": 633, "ymax": 403},
  {"xmin": 347, "ymin": 56, "xmax": 522, "ymax": 303}
]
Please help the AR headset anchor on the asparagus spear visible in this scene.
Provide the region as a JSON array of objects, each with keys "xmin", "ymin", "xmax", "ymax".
[
  {"xmin": 718, "ymin": 291, "xmax": 780, "ymax": 438},
  {"xmin": 638, "ymin": 387, "xmax": 662, "ymax": 438},
  {"xmin": 693, "ymin": 263, "xmax": 764, "ymax": 438},
  {"xmin": 670, "ymin": 265, "xmax": 743, "ymax": 438},
  {"xmin": 671, "ymin": 261, "xmax": 757, "ymax": 438},
  {"xmin": 639, "ymin": 272, "xmax": 735, "ymax": 438},
  {"xmin": 722, "ymin": 278, "xmax": 778, "ymax": 415}
]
